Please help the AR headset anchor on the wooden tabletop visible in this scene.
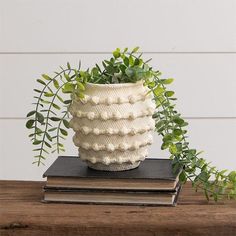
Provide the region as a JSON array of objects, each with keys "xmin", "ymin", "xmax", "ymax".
[{"xmin": 0, "ymin": 180, "xmax": 236, "ymax": 236}]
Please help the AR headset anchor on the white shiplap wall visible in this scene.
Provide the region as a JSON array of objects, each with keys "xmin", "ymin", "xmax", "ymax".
[{"xmin": 0, "ymin": 0, "xmax": 236, "ymax": 180}]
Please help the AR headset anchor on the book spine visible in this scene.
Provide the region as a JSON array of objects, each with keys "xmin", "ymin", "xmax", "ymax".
[
  {"xmin": 41, "ymin": 199, "xmax": 176, "ymax": 207},
  {"xmin": 43, "ymin": 186, "xmax": 178, "ymax": 194}
]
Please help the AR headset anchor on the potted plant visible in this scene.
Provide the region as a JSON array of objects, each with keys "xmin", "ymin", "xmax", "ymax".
[{"xmin": 26, "ymin": 47, "xmax": 236, "ymax": 199}]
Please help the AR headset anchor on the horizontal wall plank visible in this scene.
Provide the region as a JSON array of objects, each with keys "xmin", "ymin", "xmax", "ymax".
[
  {"xmin": 0, "ymin": 54, "xmax": 236, "ymax": 117},
  {"xmin": 0, "ymin": 119, "xmax": 235, "ymax": 180},
  {"xmin": 0, "ymin": 0, "xmax": 235, "ymax": 52}
]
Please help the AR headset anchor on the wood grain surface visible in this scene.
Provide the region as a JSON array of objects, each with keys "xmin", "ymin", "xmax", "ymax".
[{"xmin": 0, "ymin": 180, "xmax": 236, "ymax": 236}]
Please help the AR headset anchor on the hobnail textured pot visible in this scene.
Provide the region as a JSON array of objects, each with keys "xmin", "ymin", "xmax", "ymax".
[{"xmin": 69, "ymin": 80, "xmax": 155, "ymax": 171}]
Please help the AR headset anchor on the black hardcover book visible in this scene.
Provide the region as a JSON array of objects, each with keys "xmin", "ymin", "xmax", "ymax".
[
  {"xmin": 42, "ymin": 184, "xmax": 182, "ymax": 206},
  {"xmin": 43, "ymin": 156, "xmax": 182, "ymax": 191}
]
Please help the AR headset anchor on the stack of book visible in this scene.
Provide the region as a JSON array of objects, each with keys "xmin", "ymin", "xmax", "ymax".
[{"xmin": 43, "ymin": 156, "xmax": 182, "ymax": 206}]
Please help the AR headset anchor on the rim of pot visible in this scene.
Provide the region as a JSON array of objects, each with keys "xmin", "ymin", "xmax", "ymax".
[{"xmin": 85, "ymin": 80, "xmax": 144, "ymax": 88}]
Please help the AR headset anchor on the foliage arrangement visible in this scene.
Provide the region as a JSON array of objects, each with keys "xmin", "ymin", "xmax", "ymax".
[{"xmin": 26, "ymin": 47, "xmax": 236, "ymax": 201}]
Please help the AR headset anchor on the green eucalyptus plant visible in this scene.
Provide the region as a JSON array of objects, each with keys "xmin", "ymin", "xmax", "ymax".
[{"xmin": 26, "ymin": 47, "xmax": 236, "ymax": 201}]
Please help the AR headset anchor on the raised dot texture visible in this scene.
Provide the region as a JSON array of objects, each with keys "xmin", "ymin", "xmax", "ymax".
[
  {"xmin": 77, "ymin": 91, "xmax": 151, "ymax": 106},
  {"xmin": 69, "ymin": 81, "xmax": 155, "ymax": 168}
]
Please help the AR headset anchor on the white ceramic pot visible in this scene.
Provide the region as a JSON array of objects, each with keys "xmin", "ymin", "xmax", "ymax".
[{"xmin": 69, "ymin": 80, "xmax": 155, "ymax": 171}]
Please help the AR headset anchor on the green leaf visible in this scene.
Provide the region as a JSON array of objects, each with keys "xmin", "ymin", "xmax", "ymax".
[
  {"xmin": 46, "ymin": 132, "xmax": 52, "ymax": 142},
  {"xmin": 173, "ymin": 117, "xmax": 184, "ymax": 126},
  {"xmin": 33, "ymin": 140, "xmax": 42, "ymax": 145},
  {"xmin": 95, "ymin": 64, "xmax": 102, "ymax": 73},
  {"xmin": 44, "ymin": 92, "xmax": 54, "ymax": 97},
  {"xmin": 45, "ymin": 141, "xmax": 52, "ymax": 148},
  {"xmin": 129, "ymin": 56, "xmax": 134, "ymax": 66},
  {"xmin": 56, "ymin": 95, "xmax": 64, "ymax": 103},
  {"xmin": 77, "ymin": 82, "xmax": 85, "ymax": 91},
  {"xmin": 148, "ymin": 81, "xmax": 156, "ymax": 88},
  {"xmin": 157, "ymin": 126, "xmax": 165, "ymax": 133},
  {"xmin": 112, "ymin": 48, "xmax": 120, "ymax": 59},
  {"xmin": 42, "ymin": 149, "xmax": 49, "ymax": 154},
  {"xmin": 124, "ymin": 57, "xmax": 129, "ymax": 67},
  {"xmin": 119, "ymin": 64, "xmax": 126, "ymax": 73},
  {"xmin": 102, "ymin": 61, "xmax": 107, "ymax": 69},
  {"xmin": 37, "ymin": 79, "xmax": 46, "ymax": 85},
  {"xmin": 173, "ymin": 116, "xmax": 185, "ymax": 126},
  {"xmin": 58, "ymin": 143, "xmax": 64, "ymax": 147},
  {"xmin": 123, "ymin": 47, "xmax": 128, "ymax": 53},
  {"xmin": 75, "ymin": 73, "xmax": 82, "ymax": 82},
  {"xmin": 155, "ymin": 120, "xmax": 165, "ymax": 129},
  {"xmin": 153, "ymin": 85, "xmax": 165, "ymax": 97},
  {"xmin": 49, "ymin": 117, "xmax": 61, "ymax": 121},
  {"xmin": 48, "ymin": 127, "xmax": 57, "ymax": 132},
  {"xmin": 125, "ymin": 68, "xmax": 134, "ymax": 78},
  {"xmin": 134, "ymin": 58, "xmax": 140, "ymax": 66},
  {"xmin": 165, "ymin": 91, "xmax": 175, "ymax": 97},
  {"xmin": 75, "ymin": 89, "xmax": 84, "ymax": 98},
  {"xmin": 26, "ymin": 119, "xmax": 35, "ymax": 129},
  {"xmin": 198, "ymin": 171, "xmax": 209, "ymax": 182},
  {"xmin": 63, "ymin": 119, "xmax": 70, "ymax": 129},
  {"xmin": 67, "ymin": 62, "xmax": 71, "ymax": 70},
  {"xmin": 52, "ymin": 103, "xmax": 60, "ymax": 110},
  {"xmin": 161, "ymin": 142, "xmax": 169, "ymax": 150},
  {"xmin": 169, "ymin": 144, "xmax": 178, "ymax": 154},
  {"xmin": 163, "ymin": 134, "xmax": 173, "ymax": 142},
  {"xmin": 91, "ymin": 67, "xmax": 99, "ymax": 76},
  {"xmin": 180, "ymin": 121, "xmax": 189, "ymax": 127},
  {"xmin": 36, "ymin": 112, "xmax": 44, "ymax": 123},
  {"xmin": 33, "ymin": 89, "xmax": 41, "ymax": 93},
  {"xmin": 135, "ymin": 67, "xmax": 145, "ymax": 79},
  {"xmin": 60, "ymin": 128, "xmax": 68, "ymax": 136},
  {"xmin": 162, "ymin": 78, "xmax": 174, "ymax": 84},
  {"xmin": 172, "ymin": 162, "xmax": 181, "ymax": 174},
  {"xmin": 62, "ymin": 83, "xmax": 75, "ymax": 93},
  {"xmin": 47, "ymin": 86, "xmax": 54, "ymax": 94},
  {"xmin": 228, "ymin": 171, "xmax": 236, "ymax": 182},
  {"xmin": 179, "ymin": 171, "xmax": 187, "ymax": 182},
  {"xmin": 27, "ymin": 111, "xmax": 36, "ymax": 117},
  {"xmin": 64, "ymin": 73, "xmax": 71, "ymax": 81},
  {"xmin": 41, "ymin": 99, "xmax": 50, "ymax": 104},
  {"xmin": 53, "ymin": 80, "xmax": 59, "ymax": 89},
  {"xmin": 35, "ymin": 127, "xmax": 43, "ymax": 133},
  {"xmin": 173, "ymin": 129, "xmax": 183, "ymax": 136},
  {"xmin": 42, "ymin": 74, "xmax": 51, "ymax": 80},
  {"xmin": 63, "ymin": 99, "xmax": 72, "ymax": 105},
  {"xmin": 131, "ymin": 46, "xmax": 139, "ymax": 53},
  {"xmin": 176, "ymin": 143, "xmax": 183, "ymax": 152}
]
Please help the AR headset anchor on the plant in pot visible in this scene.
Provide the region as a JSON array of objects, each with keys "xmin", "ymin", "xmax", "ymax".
[{"xmin": 26, "ymin": 47, "xmax": 236, "ymax": 200}]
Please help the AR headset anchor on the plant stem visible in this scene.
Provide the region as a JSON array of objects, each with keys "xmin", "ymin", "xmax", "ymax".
[
  {"xmin": 33, "ymin": 69, "xmax": 71, "ymax": 141},
  {"xmin": 37, "ymin": 72, "xmax": 74, "ymax": 165},
  {"xmin": 56, "ymin": 111, "xmax": 68, "ymax": 153}
]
